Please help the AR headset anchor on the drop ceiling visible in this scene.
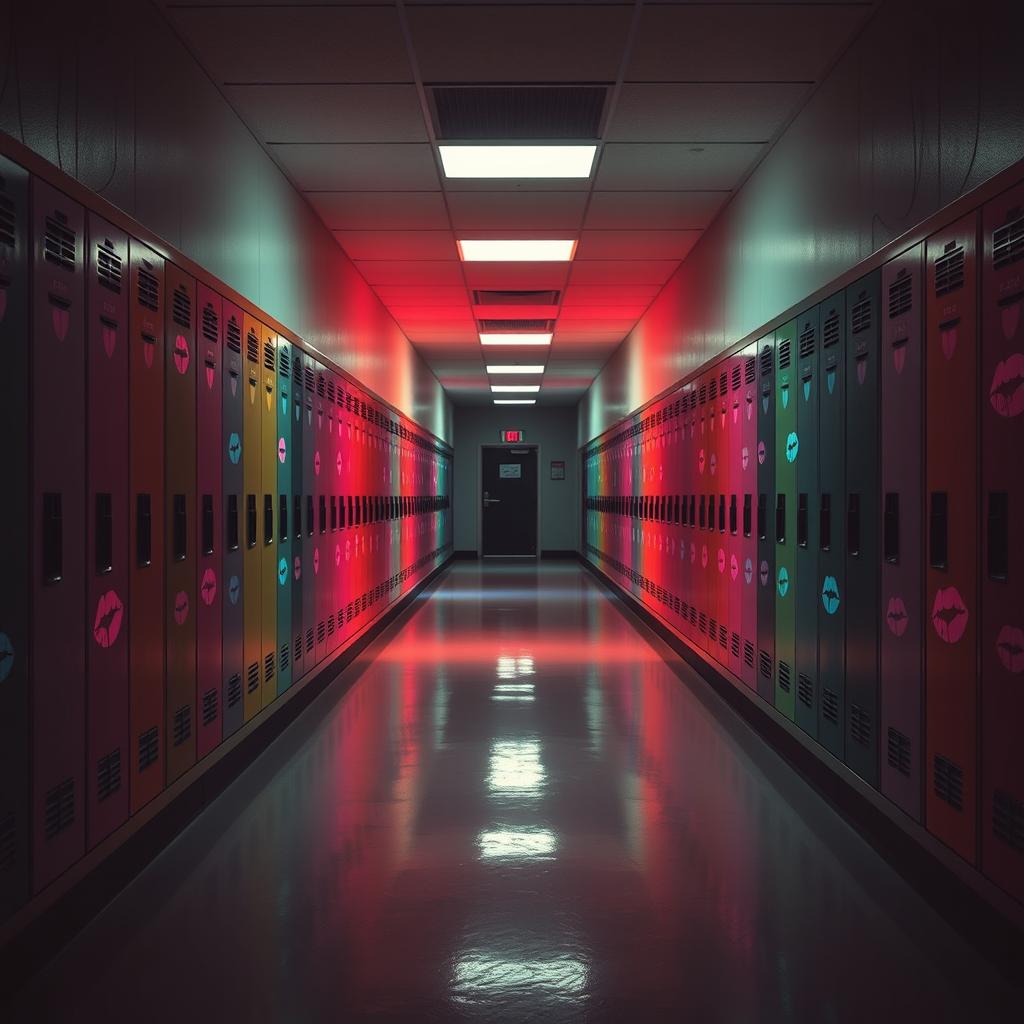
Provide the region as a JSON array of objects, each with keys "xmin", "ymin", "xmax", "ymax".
[{"xmin": 161, "ymin": 0, "xmax": 876, "ymax": 406}]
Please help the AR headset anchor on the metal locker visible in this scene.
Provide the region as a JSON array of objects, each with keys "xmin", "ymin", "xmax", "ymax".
[
  {"xmin": 242, "ymin": 314, "xmax": 263, "ymax": 719},
  {"xmin": 740, "ymin": 346, "xmax": 758, "ymax": 690},
  {"xmin": 85, "ymin": 214, "xmax": 130, "ymax": 847},
  {"xmin": 696, "ymin": 376, "xmax": 711, "ymax": 655},
  {"xmin": 276, "ymin": 336, "xmax": 293, "ymax": 695},
  {"xmin": 302, "ymin": 355, "xmax": 317, "ymax": 671},
  {"xmin": 0, "ymin": 156, "xmax": 31, "ymax": 916},
  {"xmin": 314, "ymin": 365, "xmax": 328, "ymax": 664},
  {"xmin": 756, "ymin": 332, "xmax": 776, "ymax": 704},
  {"xmin": 774, "ymin": 319, "xmax": 797, "ymax": 721},
  {"xmin": 221, "ymin": 302, "xmax": 245, "ymax": 736},
  {"xmin": 844, "ymin": 271, "xmax": 882, "ymax": 787},
  {"xmin": 727, "ymin": 356, "xmax": 744, "ymax": 680},
  {"xmin": 710, "ymin": 370, "xmax": 729, "ymax": 670},
  {"xmin": 196, "ymin": 284, "xmax": 223, "ymax": 758},
  {"xmin": 325, "ymin": 374, "xmax": 340, "ymax": 656},
  {"xmin": 260, "ymin": 325, "xmax": 278, "ymax": 708},
  {"xmin": 818, "ymin": 291, "xmax": 846, "ymax": 760},
  {"xmin": 290, "ymin": 348, "xmax": 304, "ymax": 682},
  {"xmin": 165, "ymin": 264, "xmax": 197, "ymax": 782},
  {"xmin": 334, "ymin": 382, "xmax": 348, "ymax": 645},
  {"xmin": 925, "ymin": 213, "xmax": 979, "ymax": 863},
  {"xmin": 880, "ymin": 245, "xmax": 925, "ymax": 820},
  {"xmin": 980, "ymin": 184, "xmax": 1024, "ymax": 901}
]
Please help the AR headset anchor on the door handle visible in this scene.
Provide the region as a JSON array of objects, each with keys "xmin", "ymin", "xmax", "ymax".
[{"xmin": 483, "ymin": 498, "xmax": 501, "ymax": 506}]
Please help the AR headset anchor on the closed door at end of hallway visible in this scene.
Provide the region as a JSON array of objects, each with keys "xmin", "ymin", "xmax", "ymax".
[{"xmin": 482, "ymin": 446, "xmax": 538, "ymax": 556}]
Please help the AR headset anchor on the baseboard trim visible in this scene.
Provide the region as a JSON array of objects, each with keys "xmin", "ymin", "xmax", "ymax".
[
  {"xmin": 541, "ymin": 549, "xmax": 578, "ymax": 559},
  {"xmin": 453, "ymin": 549, "xmax": 478, "ymax": 560}
]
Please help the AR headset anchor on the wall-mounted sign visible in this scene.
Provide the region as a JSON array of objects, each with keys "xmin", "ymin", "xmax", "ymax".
[
  {"xmin": 550, "ymin": 460, "xmax": 565, "ymax": 480},
  {"xmin": 499, "ymin": 463, "xmax": 522, "ymax": 479},
  {"xmin": 501, "ymin": 429, "xmax": 523, "ymax": 443}
]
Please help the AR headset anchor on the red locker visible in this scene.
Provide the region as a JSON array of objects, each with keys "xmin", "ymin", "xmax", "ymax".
[
  {"xmin": 85, "ymin": 215, "xmax": 131, "ymax": 847},
  {"xmin": 325, "ymin": 373, "xmax": 340, "ymax": 656},
  {"xmin": 925, "ymin": 213, "xmax": 979, "ymax": 863},
  {"xmin": 242, "ymin": 314, "xmax": 263, "ymax": 719},
  {"xmin": 196, "ymin": 284, "xmax": 223, "ymax": 758},
  {"xmin": 314, "ymin": 365, "xmax": 328, "ymax": 664},
  {"xmin": 129, "ymin": 241, "xmax": 166, "ymax": 812},
  {"xmin": 740, "ymin": 347, "xmax": 758, "ymax": 690},
  {"xmin": 980, "ymin": 183, "xmax": 1024, "ymax": 902}
]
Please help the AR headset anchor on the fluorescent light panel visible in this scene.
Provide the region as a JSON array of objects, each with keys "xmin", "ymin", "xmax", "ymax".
[
  {"xmin": 491, "ymin": 384, "xmax": 540, "ymax": 393},
  {"xmin": 480, "ymin": 333, "xmax": 552, "ymax": 346},
  {"xmin": 486, "ymin": 365, "xmax": 545, "ymax": 374},
  {"xmin": 439, "ymin": 144, "xmax": 596, "ymax": 179},
  {"xmin": 494, "ymin": 399, "xmax": 536, "ymax": 405},
  {"xmin": 458, "ymin": 239, "xmax": 576, "ymax": 262}
]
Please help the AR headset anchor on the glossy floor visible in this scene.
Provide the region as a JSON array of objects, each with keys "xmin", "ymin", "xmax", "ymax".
[{"xmin": 13, "ymin": 563, "xmax": 1018, "ymax": 1022}]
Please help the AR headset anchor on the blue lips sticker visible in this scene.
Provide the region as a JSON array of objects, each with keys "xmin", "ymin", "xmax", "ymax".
[
  {"xmin": 785, "ymin": 431, "xmax": 799, "ymax": 463},
  {"xmin": 803, "ymin": 379, "xmax": 811, "ymax": 401},
  {"xmin": 228, "ymin": 575, "xmax": 240, "ymax": 605},
  {"xmin": 227, "ymin": 431, "xmax": 241, "ymax": 464},
  {"xmin": 781, "ymin": 384, "xmax": 789, "ymax": 409},
  {"xmin": 0, "ymin": 632, "xmax": 14, "ymax": 682},
  {"xmin": 278, "ymin": 557, "xmax": 288, "ymax": 586},
  {"xmin": 827, "ymin": 368, "xmax": 836, "ymax": 395},
  {"xmin": 822, "ymin": 575, "xmax": 840, "ymax": 615},
  {"xmin": 777, "ymin": 566, "xmax": 790, "ymax": 597}
]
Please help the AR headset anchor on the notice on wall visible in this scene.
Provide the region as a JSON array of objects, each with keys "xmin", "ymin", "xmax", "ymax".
[
  {"xmin": 499, "ymin": 463, "xmax": 522, "ymax": 479},
  {"xmin": 550, "ymin": 460, "xmax": 565, "ymax": 480}
]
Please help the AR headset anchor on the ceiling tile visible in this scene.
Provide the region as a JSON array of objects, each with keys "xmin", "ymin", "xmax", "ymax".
[
  {"xmin": 223, "ymin": 85, "xmax": 427, "ymax": 143},
  {"xmin": 169, "ymin": 6, "xmax": 412, "ymax": 83},
  {"xmin": 270, "ymin": 144, "xmax": 440, "ymax": 191},
  {"xmin": 447, "ymin": 191, "xmax": 588, "ymax": 231},
  {"xmin": 558, "ymin": 306, "xmax": 647, "ymax": 321},
  {"xmin": 462, "ymin": 263, "xmax": 571, "ymax": 290},
  {"xmin": 585, "ymin": 191, "xmax": 728, "ymax": 230},
  {"xmin": 575, "ymin": 229, "xmax": 700, "ymax": 261},
  {"xmin": 628, "ymin": 4, "xmax": 868, "ymax": 82},
  {"xmin": 353, "ymin": 261, "xmax": 464, "ymax": 286},
  {"xmin": 334, "ymin": 231, "xmax": 459, "ymax": 261},
  {"xmin": 374, "ymin": 286, "xmax": 470, "ymax": 305},
  {"xmin": 561, "ymin": 285, "xmax": 661, "ymax": 306},
  {"xmin": 596, "ymin": 143, "xmax": 765, "ymax": 190},
  {"xmin": 569, "ymin": 260, "xmax": 678, "ymax": 286},
  {"xmin": 307, "ymin": 192, "xmax": 450, "ymax": 231}
]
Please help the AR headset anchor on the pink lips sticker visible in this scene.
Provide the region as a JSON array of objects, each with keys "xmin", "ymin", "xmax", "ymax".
[
  {"xmin": 709, "ymin": 453, "xmax": 717, "ymax": 476},
  {"xmin": 701, "ymin": 545, "xmax": 708, "ymax": 569},
  {"xmin": 52, "ymin": 305, "xmax": 69, "ymax": 342},
  {"xmin": 336, "ymin": 451, "xmax": 343, "ymax": 475},
  {"xmin": 741, "ymin": 446, "xmax": 749, "ymax": 470},
  {"xmin": 294, "ymin": 556, "xmax": 302, "ymax": 581},
  {"xmin": 996, "ymin": 625, "xmax": 1024, "ymax": 673},
  {"xmin": 173, "ymin": 335, "xmax": 190, "ymax": 375},
  {"xmin": 335, "ymin": 543, "xmax": 341, "ymax": 567},
  {"xmin": 93, "ymin": 589, "xmax": 124, "ymax": 648},
  {"xmin": 1001, "ymin": 301, "xmax": 1021, "ymax": 341},
  {"xmin": 886, "ymin": 595, "xmax": 909, "ymax": 637},
  {"xmin": 313, "ymin": 548, "xmax": 320, "ymax": 575},
  {"xmin": 940, "ymin": 326, "xmax": 958, "ymax": 361},
  {"xmin": 717, "ymin": 548, "xmax": 726, "ymax": 573},
  {"xmin": 200, "ymin": 568, "xmax": 217, "ymax": 606},
  {"xmin": 989, "ymin": 353, "xmax": 1024, "ymax": 418},
  {"xmin": 102, "ymin": 322, "xmax": 117, "ymax": 358},
  {"xmin": 278, "ymin": 437, "xmax": 287, "ymax": 463},
  {"xmin": 730, "ymin": 554, "xmax": 739, "ymax": 581},
  {"xmin": 174, "ymin": 590, "xmax": 190, "ymax": 626},
  {"xmin": 698, "ymin": 449, "xmax": 706, "ymax": 474},
  {"xmin": 757, "ymin": 441, "xmax": 766, "ymax": 465},
  {"xmin": 931, "ymin": 586, "xmax": 968, "ymax": 644},
  {"xmin": 314, "ymin": 450, "xmax": 321, "ymax": 475}
]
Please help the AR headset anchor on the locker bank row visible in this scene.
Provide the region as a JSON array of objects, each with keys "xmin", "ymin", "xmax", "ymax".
[
  {"xmin": 0, "ymin": 153, "xmax": 453, "ymax": 922},
  {"xmin": 584, "ymin": 176, "xmax": 1024, "ymax": 909}
]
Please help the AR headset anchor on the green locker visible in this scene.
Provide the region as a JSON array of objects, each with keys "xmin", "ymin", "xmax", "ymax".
[
  {"xmin": 756, "ymin": 332, "xmax": 776, "ymax": 704},
  {"xmin": 774, "ymin": 319, "xmax": 797, "ymax": 721},
  {"xmin": 260, "ymin": 325, "xmax": 278, "ymax": 708},
  {"xmin": 242, "ymin": 314, "xmax": 262, "ymax": 720}
]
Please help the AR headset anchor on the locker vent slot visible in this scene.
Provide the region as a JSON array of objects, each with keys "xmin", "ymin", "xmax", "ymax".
[
  {"xmin": 759, "ymin": 650, "xmax": 771, "ymax": 679},
  {"xmin": 172, "ymin": 705, "xmax": 192, "ymax": 746},
  {"xmin": 326, "ymin": 379, "xmax": 335, "ymax": 403},
  {"xmin": 886, "ymin": 727, "xmax": 912, "ymax": 777},
  {"xmin": 888, "ymin": 271, "xmax": 912, "ymax": 318},
  {"xmin": 293, "ymin": 635, "xmax": 302, "ymax": 662},
  {"xmin": 720, "ymin": 370, "xmax": 728, "ymax": 395},
  {"xmin": 851, "ymin": 296, "xmax": 872, "ymax": 334},
  {"xmin": 202, "ymin": 688, "xmax": 219, "ymax": 726},
  {"xmin": 43, "ymin": 778, "xmax": 75, "ymax": 839},
  {"xmin": 0, "ymin": 812, "xmax": 15, "ymax": 869},
  {"xmin": 759, "ymin": 346, "xmax": 773, "ymax": 376},
  {"xmin": 934, "ymin": 243, "xmax": 964, "ymax": 296},
  {"xmin": 993, "ymin": 209, "xmax": 1024, "ymax": 269},
  {"xmin": 731, "ymin": 632, "xmax": 740, "ymax": 658},
  {"xmin": 280, "ymin": 642, "xmax": 290, "ymax": 672},
  {"xmin": 709, "ymin": 379, "xmax": 717, "ymax": 401},
  {"xmin": 137, "ymin": 264, "xmax": 159, "ymax": 311},
  {"xmin": 279, "ymin": 346, "xmax": 290, "ymax": 376},
  {"xmin": 933, "ymin": 754, "xmax": 964, "ymax": 811},
  {"xmin": 264, "ymin": 652, "xmax": 275, "ymax": 683},
  {"xmin": 226, "ymin": 317, "xmax": 241, "ymax": 353},
  {"xmin": 304, "ymin": 366, "xmax": 314, "ymax": 392},
  {"xmin": 227, "ymin": 674, "xmax": 242, "ymax": 708},
  {"xmin": 138, "ymin": 726, "xmax": 159, "ymax": 772},
  {"xmin": 992, "ymin": 790, "xmax": 1024, "ymax": 851},
  {"xmin": 744, "ymin": 641, "xmax": 754, "ymax": 668},
  {"xmin": 96, "ymin": 241, "xmax": 122, "ymax": 293},
  {"xmin": 263, "ymin": 340, "xmax": 274, "ymax": 371},
  {"xmin": 778, "ymin": 339, "xmax": 791, "ymax": 370},
  {"xmin": 778, "ymin": 661, "xmax": 791, "ymax": 693},
  {"xmin": 732, "ymin": 365, "xmax": 742, "ymax": 390},
  {"xmin": 246, "ymin": 330, "xmax": 259, "ymax": 363},
  {"xmin": 172, "ymin": 286, "xmax": 191, "ymax": 329},
  {"xmin": 797, "ymin": 674, "xmax": 813, "ymax": 708},
  {"xmin": 799, "ymin": 324, "xmax": 815, "ymax": 359},
  {"xmin": 822, "ymin": 688, "xmax": 839, "ymax": 724},
  {"xmin": 317, "ymin": 374, "xmax": 326, "ymax": 398},
  {"xmin": 247, "ymin": 662, "xmax": 260, "ymax": 693},
  {"xmin": 305, "ymin": 628, "xmax": 314, "ymax": 653},
  {"xmin": 698, "ymin": 384, "xmax": 707, "ymax": 404},
  {"xmin": 699, "ymin": 612, "xmax": 707, "ymax": 635},
  {"xmin": 317, "ymin": 621, "xmax": 326, "ymax": 644},
  {"xmin": 202, "ymin": 303, "xmax": 218, "ymax": 342},
  {"xmin": 432, "ymin": 85, "xmax": 606, "ymax": 140},
  {"xmin": 96, "ymin": 749, "xmax": 121, "ymax": 801},
  {"xmin": 327, "ymin": 614, "xmax": 336, "ymax": 637},
  {"xmin": 44, "ymin": 215, "xmax": 75, "ymax": 271},
  {"xmin": 849, "ymin": 704, "xmax": 871, "ymax": 747},
  {"xmin": 745, "ymin": 357, "xmax": 756, "ymax": 384},
  {"xmin": 822, "ymin": 312, "xmax": 840, "ymax": 348},
  {"xmin": 0, "ymin": 194, "xmax": 15, "ymax": 248}
]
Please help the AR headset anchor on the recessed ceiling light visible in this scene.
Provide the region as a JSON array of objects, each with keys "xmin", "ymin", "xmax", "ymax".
[
  {"xmin": 480, "ymin": 333, "xmax": 552, "ymax": 346},
  {"xmin": 491, "ymin": 384, "xmax": 540, "ymax": 393},
  {"xmin": 439, "ymin": 145, "xmax": 596, "ymax": 179},
  {"xmin": 494, "ymin": 399, "xmax": 536, "ymax": 405},
  {"xmin": 486, "ymin": 365, "xmax": 545, "ymax": 374},
  {"xmin": 458, "ymin": 239, "xmax": 576, "ymax": 262}
]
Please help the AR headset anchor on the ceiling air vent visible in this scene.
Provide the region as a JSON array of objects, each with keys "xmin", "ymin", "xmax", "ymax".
[
  {"xmin": 478, "ymin": 318, "xmax": 553, "ymax": 331},
  {"xmin": 474, "ymin": 290, "xmax": 560, "ymax": 306},
  {"xmin": 432, "ymin": 86, "xmax": 606, "ymax": 140}
]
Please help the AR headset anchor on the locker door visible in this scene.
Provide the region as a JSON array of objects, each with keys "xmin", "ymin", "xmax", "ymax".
[
  {"xmin": 290, "ymin": 348, "xmax": 304, "ymax": 681},
  {"xmin": 710, "ymin": 372, "xmax": 729, "ymax": 669},
  {"xmin": 740, "ymin": 347, "xmax": 758, "ymax": 689},
  {"xmin": 756, "ymin": 334, "xmax": 776, "ymax": 703},
  {"xmin": 0, "ymin": 157, "xmax": 30, "ymax": 915},
  {"xmin": 221, "ymin": 303, "xmax": 245, "ymax": 736},
  {"xmin": 165, "ymin": 264, "xmax": 197, "ymax": 782},
  {"xmin": 727, "ymin": 358, "xmax": 744, "ymax": 680},
  {"xmin": 85, "ymin": 215, "xmax": 130, "ymax": 847},
  {"xmin": 683, "ymin": 385, "xmax": 696, "ymax": 643},
  {"xmin": 242, "ymin": 315, "xmax": 263, "ymax": 719},
  {"xmin": 696, "ymin": 378, "xmax": 711, "ymax": 653},
  {"xmin": 196, "ymin": 284, "xmax": 223, "ymax": 758},
  {"xmin": 302, "ymin": 357, "xmax": 317, "ymax": 670},
  {"xmin": 844, "ymin": 271, "xmax": 882, "ymax": 787},
  {"xmin": 880, "ymin": 245, "xmax": 925, "ymax": 819},
  {"xmin": 276, "ymin": 337, "xmax": 293, "ymax": 695},
  {"xmin": 325, "ymin": 375, "xmax": 340, "ymax": 655},
  {"xmin": 925, "ymin": 214, "xmax": 979, "ymax": 863},
  {"xmin": 774, "ymin": 320, "xmax": 797, "ymax": 720},
  {"xmin": 333, "ymin": 383, "xmax": 347, "ymax": 645},
  {"xmin": 259, "ymin": 326, "xmax": 277, "ymax": 708},
  {"xmin": 795, "ymin": 306, "xmax": 820, "ymax": 739},
  {"xmin": 981, "ymin": 185, "xmax": 1024, "ymax": 901},
  {"xmin": 314, "ymin": 366, "xmax": 328, "ymax": 663},
  {"xmin": 818, "ymin": 292, "xmax": 846, "ymax": 760}
]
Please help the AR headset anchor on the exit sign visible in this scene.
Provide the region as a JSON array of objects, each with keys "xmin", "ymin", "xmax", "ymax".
[{"xmin": 501, "ymin": 429, "xmax": 524, "ymax": 443}]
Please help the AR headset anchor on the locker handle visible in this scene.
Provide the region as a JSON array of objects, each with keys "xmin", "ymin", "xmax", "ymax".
[
  {"xmin": 718, "ymin": 494, "xmax": 726, "ymax": 533},
  {"xmin": 997, "ymin": 290, "xmax": 1024, "ymax": 309},
  {"xmin": 847, "ymin": 493, "xmax": 860, "ymax": 557},
  {"xmin": 775, "ymin": 493, "xmax": 786, "ymax": 545},
  {"xmin": 99, "ymin": 315, "xmax": 118, "ymax": 332},
  {"xmin": 226, "ymin": 494, "xmax": 239, "ymax": 552},
  {"xmin": 743, "ymin": 494, "xmax": 752, "ymax": 538},
  {"xmin": 173, "ymin": 494, "xmax": 187, "ymax": 562},
  {"xmin": 757, "ymin": 493, "xmax": 767, "ymax": 541},
  {"xmin": 201, "ymin": 494, "xmax": 214, "ymax": 555},
  {"xmin": 729, "ymin": 494, "xmax": 737, "ymax": 536},
  {"xmin": 306, "ymin": 495, "xmax": 314, "ymax": 537},
  {"xmin": 820, "ymin": 493, "xmax": 831, "ymax": 551},
  {"xmin": 95, "ymin": 492, "xmax": 113, "ymax": 575},
  {"xmin": 929, "ymin": 492, "xmax": 948, "ymax": 570},
  {"xmin": 42, "ymin": 492, "xmax": 63, "ymax": 583},
  {"xmin": 797, "ymin": 493, "xmax": 809, "ymax": 548},
  {"xmin": 987, "ymin": 491, "xmax": 1009, "ymax": 581},
  {"xmin": 280, "ymin": 494, "xmax": 289, "ymax": 542},
  {"xmin": 264, "ymin": 495, "xmax": 274, "ymax": 546},
  {"xmin": 48, "ymin": 292, "xmax": 71, "ymax": 311},
  {"xmin": 890, "ymin": 337, "xmax": 907, "ymax": 356},
  {"xmin": 938, "ymin": 316, "xmax": 960, "ymax": 331},
  {"xmin": 246, "ymin": 494, "xmax": 257, "ymax": 549},
  {"xmin": 884, "ymin": 493, "xmax": 900, "ymax": 564},
  {"xmin": 136, "ymin": 493, "xmax": 152, "ymax": 567}
]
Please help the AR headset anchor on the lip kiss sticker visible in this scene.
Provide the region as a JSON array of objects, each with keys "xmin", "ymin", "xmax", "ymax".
[
  {"xmin": 174, "ymin": 590, "xmax": 190, "ymax": 626},
  {"xmin": 200, "ymin": 568, "xmax": 217, "ymax": 606},
  {"xmin": 821, "ymin": 576, "xmax": 840, "ymax": 615},
  {"xmin": 744, "ymin": 558, "xmax": 753, "ymax": 585},
  {"xmin": 989, "ymin": 353, "xmax": 1024, "ymax": 417},
  {"xmin": 730, "ymin": 554, "xmax": 739, "ymax": 581},
  {"xmin": 314, "ymin": 451, "xmax": 321, "ymax": 475},
  {"xmin": 717, "ymin": 548, "xmax": 726, "ymax": 573},
  {"xmin": 709, "ymin": 453, "xmax": 717, "ymax": 476},
  {"xmin": 173, "ymin": 335, "xmax": 190, "ymax": 375},
  {"xmin": 996, "ymin": 625, "xmax": 1024, "ymax": 673},
  {"xmin": 294, "ymin": 556, "xmax": 302, "ymax": 581},
  {"xmin": 747, "ymin": 395, "xmax": 754, "ymax": 421},
  {"xmin": 278, "ymin": 437, "xmax": 287, "ymax": 463},
  {"xmin": 886, "ymin": 595, "xmax": 909, "ymax": 637},
  {"xmin": 785, "ymin": 431, "xmax": 799, "ymax": 463},
  {"xmin": 278, "ymin": 557, "xmax": 289, "ymax": 586},
  {"xmin": 93, "ymin": 590, "xmax": 124, "ymax": 648},
  {"xmin": 335, "ymin": 543, "xmax": 342, "ymax": 567},
  {"xmin": 701, "ymin": 545, "xmax": 708, "ymax": 568},
  {"xmin": 759, "ymin": 560, "xmax": 769, "ymax": 586},
  {"xmin": 337, "ymin": 451, "xmax": 343, "ymax": 475},
  {"xmin": 741, "ymin": 446, "xmax": 750, "ymax": 470},
  {"xmin": 757, "ymin": 441, "xmax": 766, "ymax": 465},
  {"xmin": 931, "ymin": 586, "xmax": 968, "ymax": 643},
  {"xmin": 102, "ymin": 321, "xmax": 117, "ymax": 358},
  {"xmin": 940, "ymin": 324, "xmax": 958, "ymax": 361},
  {"xmin": 228, "ymin": 575, "xmax": 240, "ymax": 605},
  {"xmin": 698, "ymin": 449, "xmax": 706, "ymax": 474},
  {"xmin": 228, "ymin": 431, "xmax": 241, "ymax": 464},
  {"xmin": 777, "ymin": 566, "xmax": 790, "ymax": 597},
  {"xmin": 313, "ymin": 548, "xmax": 320, "ymax": 575},
  {"xmin": 0, "ymin": 632, "xmax": 13, "ymax": 682}
]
